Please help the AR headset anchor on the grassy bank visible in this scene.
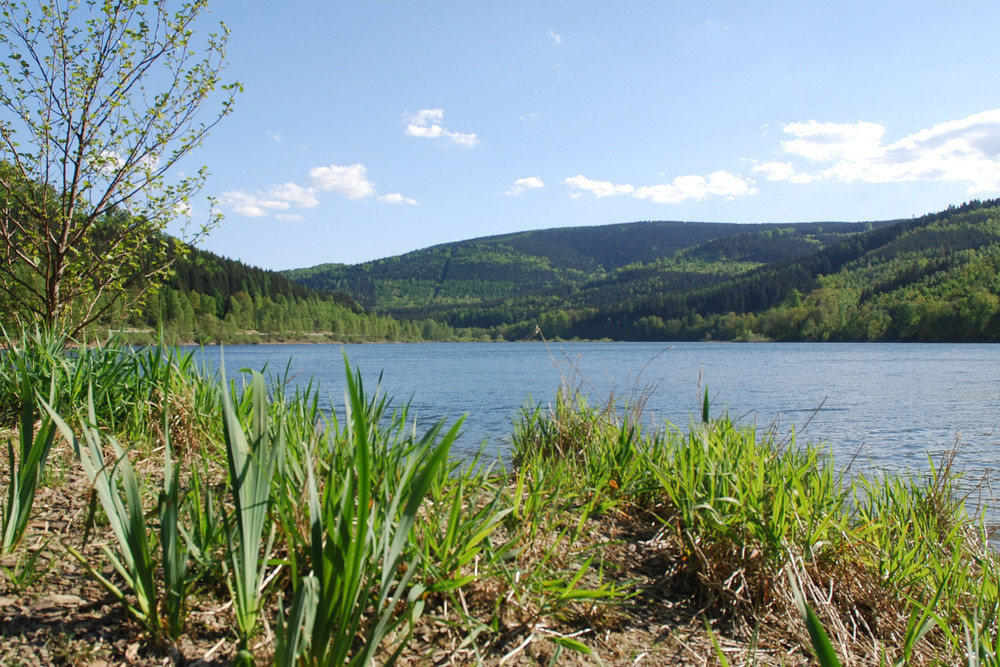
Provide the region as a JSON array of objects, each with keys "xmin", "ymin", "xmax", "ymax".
[{"xmin": 0, "ymin": 331, "xmax": 997, "ymax": 665}]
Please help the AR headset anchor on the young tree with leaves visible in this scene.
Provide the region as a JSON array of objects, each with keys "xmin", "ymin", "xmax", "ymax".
[{"xmin": 0, "ymin": 0, "xmax": 239, "ymax": 336}]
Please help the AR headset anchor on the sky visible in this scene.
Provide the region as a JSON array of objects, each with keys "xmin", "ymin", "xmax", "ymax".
[{"xmin": 176, "ymin": 1, "xmax": 1000, "ymax": 271}]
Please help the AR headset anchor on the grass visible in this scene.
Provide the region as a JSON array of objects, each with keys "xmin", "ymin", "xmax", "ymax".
[
  {"xmin": 220, "ymin": 368, "xmax": 281, "ymax": 660},
  {"xmin": 0, "ymin": 329, "xmax": 998, "ymax": 665}
]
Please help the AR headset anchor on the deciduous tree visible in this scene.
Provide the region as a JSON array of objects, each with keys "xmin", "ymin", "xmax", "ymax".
[{"xmin": 0, "ymin": 0, "xmax": 238, "ymax": 335}]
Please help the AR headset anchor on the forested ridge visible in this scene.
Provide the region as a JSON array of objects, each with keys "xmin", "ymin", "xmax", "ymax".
[
  {"xmin": 594, "ymin": 199, "xmax": 1000, "ymax": 341},
  {"xmin": 84, "ymin": 199, "xmax": 1000, "ymax": 343},
  {"xmin": 285, "ymin": 200, "xmax": 1000, "ymax": 341},
  {"xmin": 285, "ymin": 220, "xmax": 880, "ymax": 312},
  {"xmin": 132, "ymin": 246, "xmax": 465, "ymax": 343}
]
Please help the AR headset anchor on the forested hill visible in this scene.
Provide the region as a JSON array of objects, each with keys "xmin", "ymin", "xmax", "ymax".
[
  {"xmin": 284, "ymin": 200, "xmax": 1000, "ymax": 342},
  {"xmin": 285, "ymin": 219, "xmax": 886, "ymax": 313},
  {"xmin": 167, "ymin": 246, "xmax": 362, "ymax": 314},
  {"xmin": 136, "ymin": 246, "xmax": 425, "ymax": 343},
  {"xmin": 623, "ymin": 199, "xmax": 1000, "ymax": 342}
]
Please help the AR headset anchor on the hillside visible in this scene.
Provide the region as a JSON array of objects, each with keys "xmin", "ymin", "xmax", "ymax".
[
  {"xmin": 285, "ymin": 218, "xmax": 890, "ymax": 337},
  {"xmin": 285, "ymin": 219, "xmax": 885, "ymax": 324},
  {"xmin": 134, "ymin": 246, "xmax": 430, "ymax": 343},
  {"xmin": 570, "ymin": 199, "xmax": 1000, "ymax": 341},
  {"xmin": 285, "ymin": 200, "xmax": 1000, "ymax": 342}
]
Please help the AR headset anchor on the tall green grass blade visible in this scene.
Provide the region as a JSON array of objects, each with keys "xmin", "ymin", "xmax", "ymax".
[
  {"xmin": 274, "ymin": 574, "xmax": 320, "ymax": 666},
  {"xmin": 290, "ymin": 356, "xmax": 457, "ymax": 665},
  {"xmin": 159, "ymin": 405, "xmax": 189, "ymax": 641},
  {"xmin": 803, "ymin": 602, "xmax": 844, "ymax": 667},
  {"xmin": 705, "ymin": 618, "xmax": 732, "ymax": 667},
  {"xmin": 787, "ymin": 567, "xmax": 843, "ymax": 667},
  {"xmin": 1, "ymin": 371, "xmax": 58, "ymax": 554},
  {"xmin": 220, "ymin": 368, "xmax": 280, "ymax": 655},
  {"xmin": 44, "ymin": 389, "xmax": 162, "ymax": 637}
]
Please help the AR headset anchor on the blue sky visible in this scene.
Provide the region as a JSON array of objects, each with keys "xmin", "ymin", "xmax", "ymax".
[{"xmin": 186, "ymin": 2, "xmax": 1000, "ymax": 270}]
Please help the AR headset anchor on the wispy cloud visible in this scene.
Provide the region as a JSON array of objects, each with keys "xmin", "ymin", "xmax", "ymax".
[
  {"xmin": 751, "ymin": 161, "xmax": 818, "ymax": 184},
  {"xmin": 225, "ymin": 163, "xmax": 416, "ymax": 218},
  {"xmin": 221, "ymin": 190, "xmax": 292, "ymax": 218},
  {"xmin": 751, "ymin": 161, "xmax": 795, "ymax": 181},
  {"xmin": 782, "ymin": 120, "xmax": 885, "ymax": 164},
  {"xmin": 770, "ymin": 109, "xmax": 1000, "ymax": 192},
  {"xmin": 268, "ymin": 182, "xmax": 319, "ymax": 208},
  {"xmin": 379, "ymin": 193, "xmax": 419, "ymax": 205},
  {"xmin": 404, "ymin": 108, "xmax": 479, "ymax": 148},
  {"xmin": 563, "ymin": 171, "xmax": 755, "ymax": 203},
  {"xmin": 548, "ymin": 29, "xmax": 562, "ymax": 45},
  {"xmin": 703, "ymin": 20, "xmax": 730, "ymax": 32},
  {"xmin": 563, "ymin": 175, "xmax": 634, "ymax": 198},
  {"xmin": 635, "ymin": 171, "xmax": 757, "ymax": 203},
  {"xmin": 505, "ymin": 176, "xmax": 545, "ymax": 195}
]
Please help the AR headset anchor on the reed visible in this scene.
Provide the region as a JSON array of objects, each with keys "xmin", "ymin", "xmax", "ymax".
[
  {"xmin": 46, "ymin": 392, "xmax": 166, "ymax": 642},
  {"xmin": 219, "ymin": 368, "xmax": 281, "ymax": 662},
  {"xmin": 1, "ymin": 369, "xmax": 58, "ymax": 554},
  {"xmin": 509, "ymin": 381, "xmax": 1000, "ymax": 662},
  {"xmin": 159, "ymin": 410, "xmax": 190, "ymax": 641},
  {"xmin": 274, "ymin": 358, "xmax": 457, "ymax": 666}
]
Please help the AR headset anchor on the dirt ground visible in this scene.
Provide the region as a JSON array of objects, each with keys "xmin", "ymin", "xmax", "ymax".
[{"xmin": 0, "ymin": 445, "xmax": 821, "ymax": 666}]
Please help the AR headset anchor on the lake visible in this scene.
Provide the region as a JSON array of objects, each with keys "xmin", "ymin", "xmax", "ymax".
[{"xmin": 189, "ymin": 341, "xmax": 1000, "ymax": 501}]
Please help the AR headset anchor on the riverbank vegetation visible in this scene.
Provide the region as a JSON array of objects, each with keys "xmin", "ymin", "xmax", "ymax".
[{"xmin": 0, "ymin": 331, "xmax": 997, "ymax": 665}]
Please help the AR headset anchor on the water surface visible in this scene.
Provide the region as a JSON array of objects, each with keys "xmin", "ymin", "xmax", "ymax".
[{"xmin": 190, "ymin": 342, "xmax": 999, "ymax": 493}]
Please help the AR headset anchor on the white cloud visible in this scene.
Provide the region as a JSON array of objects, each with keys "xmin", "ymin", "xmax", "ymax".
[
  {"xmin": 408, "ymin": 108, "xmax": 444, "ymax": 126},
  {"xmin": 635, "ymin": 171, "xmax": 757, "ymax": 203},
  {"xmin": 222, "ymin": 190, "xmax": 291, "ymax": 218},
  {"xmin": 226, "ymin": 162, "xmax": 419, "ymax": 218},
  {"xmin": 751, "ymin": 161, "xmax": 795, "ymax": 181},
  {"xmin": 564, "ymin": 171, "xmax": 755, "ymax": 203},
  {"xmin": 775, "ymin": 109, "xmax": 1000, "ymax": 192},
  {"xmin": 782, "ymin": 120, "xmax": 885, "ymax": 163},
  {"xmin": 266, "ymin": 130, "xmax": 282, "ymax": 142},
  {"xmin": 307, "ymin": 163, "xmax": 376, "ymax": 199},
  {"xmin": 223, "ymin": 180, "xmax": 322, "ymax": 218},
  {"xmin": 548, "ymin": 29, "xmax": 562, "ymax": 44},
  {"xmin": 379, "ymin": 193, "xmax": 419, "ymax": 205},
  {"xmin": 506, "ymin": 176, "xmax": 545, "ymax": 195},
  {"xmin": 404, "ymin": 108, "xmax": 479, "ymax": 148},
  {"xmin": 268, "ymin": 182, "xmax": 319, "ymax": 208},
  {"xmin": 563, "ymin": 175, "xmax": 635, "ymax": 198}
]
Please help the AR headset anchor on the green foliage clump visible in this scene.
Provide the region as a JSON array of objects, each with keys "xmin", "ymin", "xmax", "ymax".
[{"xmin": 511, "ymin": 384, "xmax": 1000, "ymax": 663}]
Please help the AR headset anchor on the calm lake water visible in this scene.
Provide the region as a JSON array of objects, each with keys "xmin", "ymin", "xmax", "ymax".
[{"xmin": 189, "ymin": 342, "xmax": 1000, "ymax": 500}]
